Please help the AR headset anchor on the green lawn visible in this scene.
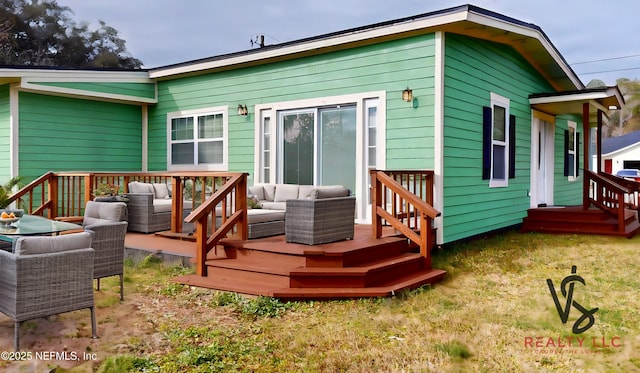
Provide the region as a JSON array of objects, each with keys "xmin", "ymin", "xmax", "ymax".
[{"xmin": 5, "ymin": 230, "xmax": 639, "ymax": 372}]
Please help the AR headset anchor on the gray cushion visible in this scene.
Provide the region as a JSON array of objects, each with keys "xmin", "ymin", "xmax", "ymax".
[
  {"xmin": 153, "ymin": 183, "xmax": 170, "ymax": 199},
  {"xmin": 311, "ymin": 187, "xmax": 350, "ymax": 199},
  {"xmin": 153, "ymin": 199, "xmax": 193, "ymax": 213},
  {"xmin": 129, "ymin": 181, "xmax": 154, "ymax": 194},
  {"xmin": 260, "ymin": 201, "xmax": 287, "ymax": 211},
  {"xmin": 298, "ymin": 185, "xmax": 316, "ymax": 199},
  {"xmin": 263, "ymin": 184, "xmax": 276, "ymax": 202},
  {"xmin": 248, "ymin": 185, "xmax": 265, "ymax": 201},
  {"xmin": 247, "ymin": 209, "xmax": 285, "ymax": 224},
  {"xmin": 274, "ymin": 184, "xmax": 299, "ymax": 202},
  {"xmin": 84, "ymin": 201, "xmax": 127, "ymax": 225},
  {"xmin": 14, "ymin": 232, "xmax": 92, "ymax": 256}
]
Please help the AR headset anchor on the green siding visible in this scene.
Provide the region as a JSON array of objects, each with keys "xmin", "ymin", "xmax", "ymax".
[
  {"xmin": 554, "ymin": 115, "xmax": 583, "ymax": 205},
  {"xmin": 18, "ymin": 92, "xmax": 143, "ymax": 180},
  {"xmin": 0, "ymin": 85, "xmax": 10, "ymax": 182},
  {"xmin": 33, "ymin": 82, "xmax": 156, "ymax": 100},
  {"xmin": 149, "ymin": 35, "xmax": 436, "ymax": 173},
  {"xmin": 442, "ymin": 33, "xmax": 558, "ymax": 243}
]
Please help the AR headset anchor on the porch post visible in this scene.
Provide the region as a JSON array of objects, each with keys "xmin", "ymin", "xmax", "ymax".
[
  {"xmin": 582, "ymin": 103, "xmax": 590, "ymax": 210},
  {"xmin": 596, "ymin": 110, "xmax": 603, "ymax": 173}
]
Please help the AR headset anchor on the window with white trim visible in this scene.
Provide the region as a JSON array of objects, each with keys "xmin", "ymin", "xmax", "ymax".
[
  {"xmin": 167, "ymin": 107, "xmax": 228, "ymax": 170},
  {"xmin": 483, "ymin": 93, "xmax": 512, "ymax": 188},
  {"xmin": 565, "ymin": 121, "xmax": 579, "ymax": 181}
]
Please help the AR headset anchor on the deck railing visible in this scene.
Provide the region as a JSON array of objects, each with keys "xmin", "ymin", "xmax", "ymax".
[
  {"xmin": 7, "ymin": 171, "xmax": 238, "ymax": 233},
  {"xmin": 596, "ymin": 171, "xmax": 640, "ymax": 211},
  {"xmin": 184, "ymin": 173, "xmax": 248, "ymax": 276},
  {"xmin": 370, "ymin": 170, "xmax": 440, "ymax": 266},
  {"xmin": 585, "ymin": 170, "xmax": 635, "ymax": 233}
]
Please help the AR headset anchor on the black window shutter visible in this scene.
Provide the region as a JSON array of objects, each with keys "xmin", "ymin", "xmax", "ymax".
[
  {"xmin": 509, "ymin": 114, "xmax": 516, "ymax": 179},
  {"xmin": 576, "ymin": 132, "xmax": 580, "ymax": 176},
  {"xmin": 563, "ymin": 130, "xmax": 569, "ymax": 177},
  {"xmin": 482, "ymin": 106, "xmax": 492, "ymax": 180}
]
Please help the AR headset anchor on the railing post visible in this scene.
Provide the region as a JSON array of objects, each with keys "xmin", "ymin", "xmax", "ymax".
[
  {"xmin": 371, "ymin": 170, "xmax": 382, "ymax": 238},
  {"xmin": 48, "ymin": 175, "xmax": 58, "ymax": 219},
  {"xmin": 171, "ymin": 177, "xmax": 184, "ymax": 233},
  {"xmin": 195, "ymin": 219, "xmax": 207, "ymax": 276},
  {"xmin": 236, "ymin": 174, "xmax": 248, "ymax": 240},
  {"xmin": 421, "ymin": 213, "xmax": 432, "ymax": 268}
]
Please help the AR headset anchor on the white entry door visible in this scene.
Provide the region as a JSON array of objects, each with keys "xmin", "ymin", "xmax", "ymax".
[{"xmin": 531, "ymin": 117, "xmax": 555, "ymax": 207}]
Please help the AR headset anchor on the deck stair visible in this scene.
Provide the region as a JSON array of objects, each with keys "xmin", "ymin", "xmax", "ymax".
[
  {"xmin": 521, "ymin": 206, "xmax": 640, "ymax": 237},
  {"xmin": 174, "ymin": 227, "xmax": 446, "ymax": 301}
]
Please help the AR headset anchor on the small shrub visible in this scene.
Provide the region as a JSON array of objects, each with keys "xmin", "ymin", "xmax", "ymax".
[
  {"xmin": 435, "ymin": 340, "xmax": 472, "ymax": 359},
  {"xmin": 98, "ymin": 355, "xmax": 156, "ymax": 373}
]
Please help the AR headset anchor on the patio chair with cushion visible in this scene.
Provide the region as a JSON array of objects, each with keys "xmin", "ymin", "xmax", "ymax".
[
  {"xmin": 83, "ymin": 201, "xmax": 128, "ymax": 300},
  {"xmin": 285, "ymin": 187, "xmax": 356, "ymax": 245},
  {"xmin": 0, "ymin": 232, "xmax": 97, "ymax": 351}
]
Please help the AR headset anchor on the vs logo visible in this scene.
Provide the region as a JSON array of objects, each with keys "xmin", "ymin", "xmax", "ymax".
[{"xmin": 546, "ymin": 266, "xmax": 599, "ymax": 334}]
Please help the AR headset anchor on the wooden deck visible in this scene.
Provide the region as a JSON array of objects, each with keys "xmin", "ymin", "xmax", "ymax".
[
  {"xmin": 521, "ymin": 205, "xmax": 640, "ymax": 237},
  {"xmin": 126, "ymin": 225, "xmax": 446, "ymax": 301}
]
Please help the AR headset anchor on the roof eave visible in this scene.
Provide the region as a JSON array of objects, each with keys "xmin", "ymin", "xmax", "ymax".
[{"xmin": 149, "ymin": 5, "xmax": 582, "ymax": 91}]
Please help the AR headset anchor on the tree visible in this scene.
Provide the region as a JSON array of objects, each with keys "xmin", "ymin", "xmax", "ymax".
[
  {"xmin": 608, "ymin": 78, "xmax": 640, "ymax": 136},
  {"xmin": 0, "ymin": 0, "xmax": 142, "ymax": 68}
]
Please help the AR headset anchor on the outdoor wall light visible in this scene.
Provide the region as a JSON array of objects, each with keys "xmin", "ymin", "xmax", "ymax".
[
  {"xmin": 402, "ymin": 87, "xmax": 413, "ymax": 102},
  {"xmin": 237, "ymin": 104, "xmax": 248, "ymax": 116}
]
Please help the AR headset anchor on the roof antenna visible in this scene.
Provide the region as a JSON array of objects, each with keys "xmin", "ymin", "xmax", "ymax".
[{"xmin": 250, "ymin": 34, "xmax": 265, "ymax": 48}]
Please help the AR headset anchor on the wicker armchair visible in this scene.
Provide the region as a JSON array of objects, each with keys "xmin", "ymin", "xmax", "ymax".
[
  {"xmin": 83, "ymin": 201, "xmax": 128, "ymax": 300},
  {"xmin": 285, "ymin": 193, "xmax": 356, "ymax": 245},
  {"xmin": 0, "ymin": 232, "xmax": 97, "ymax": 351}
]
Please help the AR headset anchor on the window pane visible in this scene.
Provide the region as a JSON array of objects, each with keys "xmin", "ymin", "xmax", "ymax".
[
  {"xmin": 320, "ymin": 106, "xmax": 356, "ymax": 193},
  {"xmin": 282, "ymin": 112, "xmax": 314, "ymax": 185},
  {"xmin": 172, "ymin": 143, "xmax": 194, "ymax": 164},
  {"xmin": 493, "ymin": 105, "xmax": 506, "ymax": 142},
  {"xmin": 568, "ymin": 154, "xmax": 575, "ymax": 176},
  {"xmin": 492, "ymin": 144, "xmax": 506, "ymax": 179},
  {"xmin": 198, "ymin": 114, "xmax": 223, "ymax": 139},
  {"xmin": 171, "ymin": 117, "xmax": 194, "ymax": 141},
  {"xmin": 569, "ymin": 127, "xmax": 575, "ymax": 151},
  {"xmin": 198, "ymin": 141, "xmax": 223, "ymax": 164}
]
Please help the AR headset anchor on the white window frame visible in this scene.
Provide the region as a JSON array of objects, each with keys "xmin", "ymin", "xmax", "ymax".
[
  {"xmin": 490, "ymin": 92, "xmax": 510, "ymax": 188},
  {"xmin": 567, "ymin": 121, "xmax": 578, "ymax": 181},
  {"xmin": 254, "ymin": 91, "xmax": 386, "ymax": 224},
  {"xmin": 166, "ymin": 106, "xmax": 229, "ymax": 171}
]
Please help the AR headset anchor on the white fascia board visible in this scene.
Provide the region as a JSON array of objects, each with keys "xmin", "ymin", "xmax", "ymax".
[
  {"xmin": 0, "ymin": 68, "xmax": 151, "ymax": 83},
  {"xmin": 149, "ymin": 12, "xmax": 468, "ymax": 79},
  {"xmin": 20, "ymin": 80, "xmax": 157, "ymax": 104},
  {"xmin": 529, "ymin": 92, "xmax": 615, "ymax": 106}
]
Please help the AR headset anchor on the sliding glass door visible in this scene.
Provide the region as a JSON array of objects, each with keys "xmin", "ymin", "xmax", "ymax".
[
  {"xmin": 319, "ymin": 106, "xmax": 356, "ymax": 192},
  {"xmin": 278, "ymin": 105, "xmax": 356, "ymax": 192}
]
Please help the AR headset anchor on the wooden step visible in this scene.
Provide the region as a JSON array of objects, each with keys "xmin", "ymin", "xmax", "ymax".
[
  {"xmin": 173, "ymin": 273, "xmax": 281, "ymax": 297},
  {"xmin": 289, "ymin": 253, "xmax": 426, "ymax": 288},
  {"xmin": 522, "ymin": 206, "xmax": 640, "ymax": 237},
  {"xmin": 271, "ymin": 269, "xmax": 447, "ymax": 301}
]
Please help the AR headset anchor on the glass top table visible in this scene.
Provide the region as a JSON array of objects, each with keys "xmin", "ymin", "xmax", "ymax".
[{"xmin": 0, "ymin": 214, "xmax": 82, "ymax": 241}]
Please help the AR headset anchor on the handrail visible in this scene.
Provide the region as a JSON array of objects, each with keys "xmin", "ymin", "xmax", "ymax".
[
  {"xmin": 184, "ymin": 173, "xmax": 248, "ymax": 276},
  {"xmin": 585, "ymin": 170, "xmax": 631, "ymax": 233},
  {"xmin": 371, "ymin": 170, "xmax": 440, "ymax": 267},
  {"xmin": 598, "ymin": 172, "xmax": 640, "ymax": 209},
  {"xmin": 6, "ymin": 171, "xmax": 242, "ymax": 232}
]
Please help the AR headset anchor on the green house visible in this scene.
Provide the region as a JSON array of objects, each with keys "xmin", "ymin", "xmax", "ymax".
[{"xmin": 0, "ymin": 5, "xmax": 628, "ymax": 245}]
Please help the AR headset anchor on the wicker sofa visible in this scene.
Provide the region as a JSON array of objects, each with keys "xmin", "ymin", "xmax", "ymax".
[
  {"xmin": 125, "ymin": 181, "xmax": 192, "ymax": 233},
  {"xmin": 246, "ymin": 184, "xmax": 353, "ymax": 241}
]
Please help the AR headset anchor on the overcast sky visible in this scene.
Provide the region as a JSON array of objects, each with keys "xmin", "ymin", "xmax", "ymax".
[{"xmin": 56, "ymin": 0, "xmax": 639, "ymax": 86}]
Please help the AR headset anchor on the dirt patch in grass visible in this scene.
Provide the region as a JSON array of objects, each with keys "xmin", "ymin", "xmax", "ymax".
[{"xmin": 1, "ymin": 231, "xmax": 639, "ymax": 372}]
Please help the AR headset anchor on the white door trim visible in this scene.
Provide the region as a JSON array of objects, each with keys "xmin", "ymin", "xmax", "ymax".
[{"xmin": 530, "ymin": 110, "xmax": 555, "ymax": 207}]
